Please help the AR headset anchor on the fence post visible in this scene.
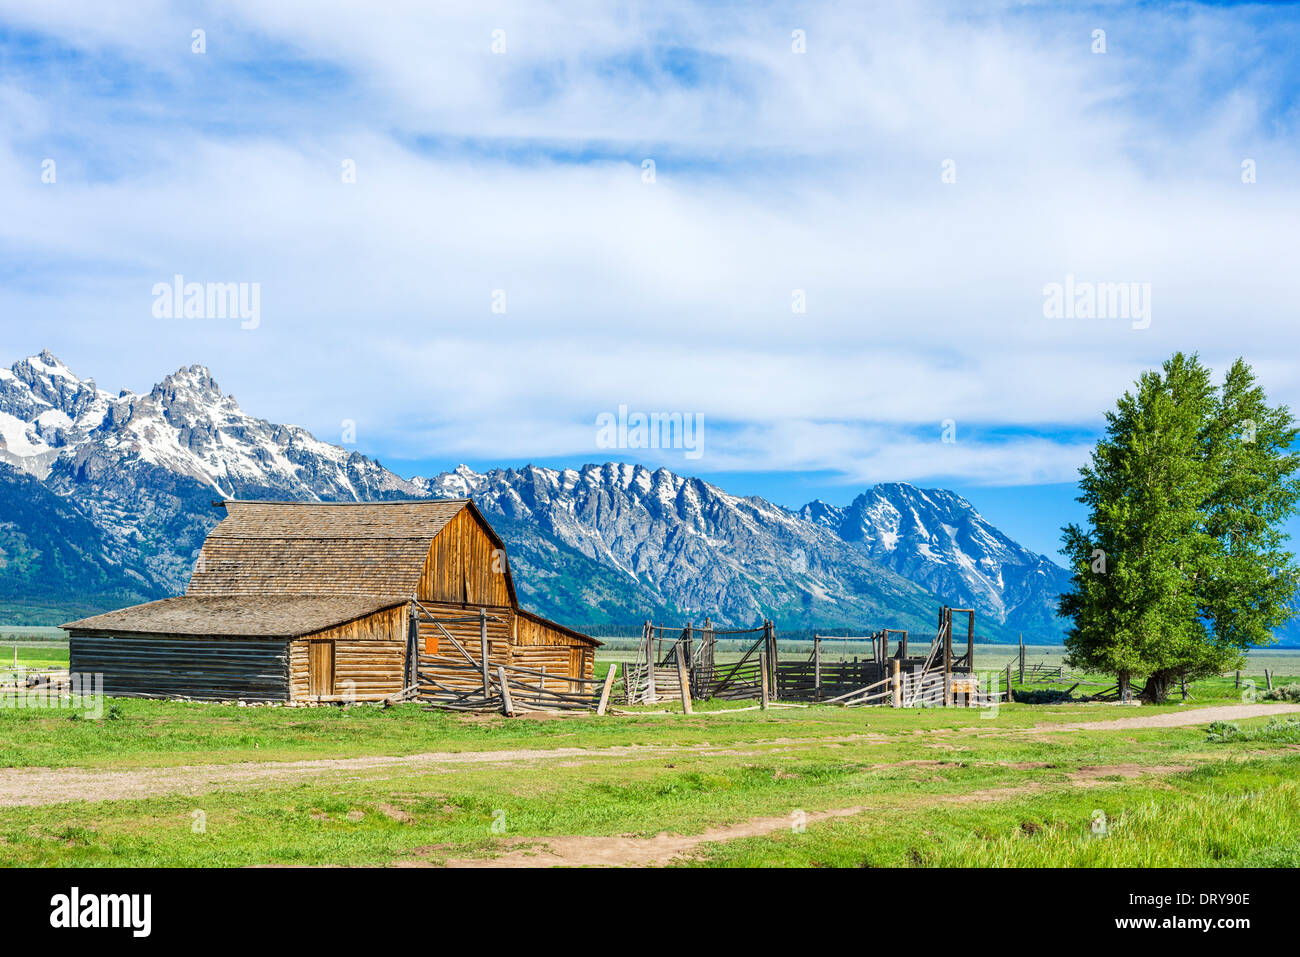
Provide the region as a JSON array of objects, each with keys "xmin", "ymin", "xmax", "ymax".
[
  {"xmin": 479, "ymin": 608, "xmax": 490, "ymax": 696},
  {"xmin": 406, "ymin": 599, "xmax": 418, "ymax": 692},
  {"xmin": 596, "ymin": 664, "xmax": 617, "ymax": 716},
  {"xmin": 1266, "ymin": 669, "xmax": 1273, "ymax": 691},
  {"xmin": 702, "ymin": 617, "xmax": 714, "ymax": 696},
  {"xmin": 1018, "ymin": 636, "xmax": 1025, "ymax": 684},
  {"xmin": 497, "ymin": 666, "xmax": 514, "ymax": 716},
  {"xmin": 943, "ymin": 607, "xmax": 953, "ymax": 707},
  {"xmin": 644, "ymin": 621, "xmax": 657, "ymax": 704},
  {"xmin": 966, "ymin": 612, "xmax": 974, "ymax": 670},
  {"xmin": 676, "ymin": 652, "xmax": 693, "ymax": 715},
  {"xmin": 1235, "ymin": 670, "xmax": 1241, "ymax": 690},
  {"xmin": 759, "ymin": 653, "xmax": 770, "ymax": 711},
  {"xmin": 1004, "ymin": 663, "xmax": 1012, "ymax": 703},
  {"xmin": 813, "ymin": 635, "xmax": 822, "ymax": 702},
  {"xmin": 892, "ymin": 658, "xmax": 901, "ymax": 708},
  {"xmin": 766, "ymin": 620, "xmax": 778, "ymax": 702}
]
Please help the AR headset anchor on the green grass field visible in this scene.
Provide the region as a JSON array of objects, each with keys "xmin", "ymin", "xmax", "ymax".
[{"xmin": 2, "ymin": 657, "xmax": 1298, "ymax": 867}]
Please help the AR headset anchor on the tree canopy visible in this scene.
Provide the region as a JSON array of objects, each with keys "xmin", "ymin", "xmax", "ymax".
[{"xmin": 1059, "ymin": 353, "xmax": 1300, "ymax": 701}]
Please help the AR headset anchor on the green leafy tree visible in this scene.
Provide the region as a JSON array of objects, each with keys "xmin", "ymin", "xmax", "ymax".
[{"xmin": 1059, "ymin": 354, "xmax": 1300, "ymax": 701}]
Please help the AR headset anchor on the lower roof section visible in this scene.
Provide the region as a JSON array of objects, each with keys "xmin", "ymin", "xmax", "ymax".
[{"xmin": 62, "ymin": 594, "xmax": 407, "ymax": 639}]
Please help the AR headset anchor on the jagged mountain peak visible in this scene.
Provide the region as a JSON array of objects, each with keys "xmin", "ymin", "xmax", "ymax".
[
  {"xmin": 0, "ymin": 352, "xmax": 113, "ymax": 478},
  {"xmin": 152, "ymin": 363, "xmax": 222, "ymax": 398},
  {"xmin": 2, "ymin": 351, "xmax": 1075, "ymax": 639}
]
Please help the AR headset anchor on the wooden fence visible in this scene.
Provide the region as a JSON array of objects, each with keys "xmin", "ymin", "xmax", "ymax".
[
  {"xmin": 412, "ymin": 603, "xmax": 616, "ymax": 715},
  {"xmin": 624, "ymin": 606, "xmax": 1002, "ymax": 709}
]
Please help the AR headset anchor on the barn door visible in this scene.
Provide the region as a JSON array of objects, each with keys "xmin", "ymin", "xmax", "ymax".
[
  {"xmin": 568, "ymin": 647, "xmax": 585, "ymax": 691},
  {"xmin": 308, "ymin": 640, "xmax": 335, "ymax": 698}
]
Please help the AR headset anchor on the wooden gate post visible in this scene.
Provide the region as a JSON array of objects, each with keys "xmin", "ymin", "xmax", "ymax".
[
  {"xmin": 596, "ymin": 664, "xmax": 618, "ymax": 716},
  {"xmin": 676, "ymin": 652, "xmax": 693, "ymax": 715},
  {"xmin": 759, "ymin": 652, "xmax": 770, "ymax": 711},
  {"xmin": 765, "ymin": 620, "xmax": 778, "ymax": 702},
  {"xmin": 701, "ymin": 617, "xmax": 714, "ymax": 697},
  {"xmin": 1004, "ymin": 663, "xmax": 1012, "ymax": 703},
  {"xmin": 966, "ymin": 611, "xmax": 974, "ymax": 670},
  {"xmin": 943, "ymin": 607, "xmax": 953, "ymax": 707},
  {"xmin": 497, "ymin": 666, "xmax": 514, "ymax": 716},
  {"xmin": 405, "ymin": 598, "xmax": 418, "ymax": 692},
  {"xmin": 1018, "ymin": 636, "xmax": 1025, "ymax": 684},
  {"xmin": 645, "ymin": 622, "xmax": 657, "ymax": 704},
  {"xmin": 479, "ymin": 607, "xmax": 491, "ymax": 696},
  {"xmin": 892, "ymin": 658, "xmax": 901, "ymax": 708},
  {"xmin": 813, "ymin": 635, "xmax": 822, "ymax": 702}
]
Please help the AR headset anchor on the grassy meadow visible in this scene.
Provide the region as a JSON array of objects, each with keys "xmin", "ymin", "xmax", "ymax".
[{"xmin": 1, "ymin": 643, "xmax": 1299, "ymax": 867}]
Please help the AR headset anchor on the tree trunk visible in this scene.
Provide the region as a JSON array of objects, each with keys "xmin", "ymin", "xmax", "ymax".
[
  {"xmin": 1140, "ymin": 669, "xmax": 1177, "ymax": 703},
  {"xmin": 1118, "ymin": 672, "xmax": 1131, "ymax": 702}
]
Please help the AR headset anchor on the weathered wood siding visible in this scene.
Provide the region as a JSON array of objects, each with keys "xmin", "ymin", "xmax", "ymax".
[
  {"xmin": 514, "ymin": 611, "xmax": 595, "ymax": 683},
  {"xmin": 418, "ymin": 508, "xmax": 512, "ymax": 606},
  {"xmin": 415, "ymin": 601, "xmax": 513, "ymax": 696},
  {"xmin": 511, "ymin": 645, "xmax": 595, "ymax": 691},
  {"xmin": 68, "ymin": 636, "xmax": 289, "ymax": 701},
  {"xmin": 288, "ymin": 604, "xmax": 408, "ymax": 702}
]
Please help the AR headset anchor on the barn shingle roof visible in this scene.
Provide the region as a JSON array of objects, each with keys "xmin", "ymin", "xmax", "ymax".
[
  {"xmin": 63, "ymin": 595, "xmax": 405, "ymax": 638},
  {"xmin": 184, "ymin": 499, "xmax": 507, "ymax": 600}
]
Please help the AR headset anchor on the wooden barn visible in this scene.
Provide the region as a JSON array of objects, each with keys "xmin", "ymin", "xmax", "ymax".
[{"xmin": 63, "ymin": 500, "xmax": 599, "ymax": 704}]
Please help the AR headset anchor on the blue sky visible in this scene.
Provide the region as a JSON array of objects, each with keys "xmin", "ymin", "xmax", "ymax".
[{"xmin": 2, "ymin": 1, "xmax": 1299, "ymax": 560}]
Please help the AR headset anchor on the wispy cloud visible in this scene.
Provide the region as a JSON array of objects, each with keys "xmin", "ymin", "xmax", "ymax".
[{"xmin": 1, "ymin": 1, "xmax": 1297, "ymax": 486}]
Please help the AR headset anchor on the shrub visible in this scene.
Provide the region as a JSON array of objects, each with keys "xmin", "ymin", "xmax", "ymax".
[
  {"xmin": 1205, "ymin": 720, "xmax": 1241, "ymax": 742},
  {"xmin": 1207, "ymin": 717, "xmax": 1300, "ymax": 744},
  {"xmin": 1263, "ymin": 683, "xmax": 1300, "ymax": 702}
]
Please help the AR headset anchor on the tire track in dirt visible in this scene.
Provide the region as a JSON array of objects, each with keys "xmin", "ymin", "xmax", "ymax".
[
  {"xmin": 420, "ymin": 763, "xmax": 1193, "ymax": 868},
  {"xmin": 1, "ymin": 703, "xmax": 1292, "ymax": 808},
  {"xmin": 1029, "ymin": 702, "xmax": 1300, "ymax": 733},
  {"xmin": 0, "ymin": 737, "xmax": 881, "ymax": 808}
]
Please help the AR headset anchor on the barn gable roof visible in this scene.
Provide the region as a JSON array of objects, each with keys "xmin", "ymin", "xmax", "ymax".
[
  {"xmin": 63, "ymin": 595, "xmax": 405, "ymax": 638},
  {"xmin": 186, "ymin": 499, "xmax": 517, "ymax": 603}
]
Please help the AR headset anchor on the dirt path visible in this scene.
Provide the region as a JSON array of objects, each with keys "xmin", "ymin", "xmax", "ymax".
[
  {"xmin": 1, "ymin": 703, "xmax": 1293, "ymax": 808},
  {"xmin": 0, "ymin": 738, "xmax": 877, "ymax": 808},
  {"xmin": 1032, "ymin": 702, "xmax": 1300, "ymax": 733},
  {"xmin": 424, "ymin": 763, "xmax": 1191, "ymax": 868}
]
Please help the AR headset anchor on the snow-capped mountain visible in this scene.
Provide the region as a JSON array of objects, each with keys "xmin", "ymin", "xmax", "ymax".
[
  {"xmin": 1, "ymin": 352, "xmax": 426, "ymax": 590},
  {"xmin": 414, "ymin": 462, "xmax": 945, "ymax": 633},
  {"xmin": 0, "ymin": 351, "xmax": 1072, "ymax": 639},
  {"xmin": 799, "ymin": 485, "xmax": 1073, "ymax": 640},
  {"xmin": 0, "ymin": 350, "xmax": 114, "ymax": 478}
]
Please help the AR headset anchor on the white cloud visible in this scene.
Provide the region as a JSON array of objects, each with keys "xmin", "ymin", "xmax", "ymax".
[{"xmin": 1, "ymin": 0, "xmax": 1297, "ymax": 486}]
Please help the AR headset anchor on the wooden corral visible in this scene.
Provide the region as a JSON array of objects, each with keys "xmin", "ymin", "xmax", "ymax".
[
  {"xmin": 626, "ymin": 606, "xmax": 1005, "ymax": 709},
  {"xmin": 63, "ymin": 500, "xmax": 599, "ymax": 708}
]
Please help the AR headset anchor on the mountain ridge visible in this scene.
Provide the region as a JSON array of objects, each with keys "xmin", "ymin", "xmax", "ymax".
[{"xmin": 0, "ymin": 351, "xmax": 1107, "ymax": 642}]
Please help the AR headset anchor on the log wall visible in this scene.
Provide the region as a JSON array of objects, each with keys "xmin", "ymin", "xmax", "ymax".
[
  {"xmin": 68, "ymin": 635, "xmax": 290, "ymax": 702},
  {"xmin": 288, "ymin": 604, "xmax": 408, "ymax": 702}
]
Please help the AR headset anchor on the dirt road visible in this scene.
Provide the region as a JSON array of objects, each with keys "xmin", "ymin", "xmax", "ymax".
[
  {"xmin": 426, "ymin": 763, "xmax": 1192, "ymax": 868},
  {"xmin": 0, "ymin": 702, "xmax": 1294, "ymax": 808}
]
